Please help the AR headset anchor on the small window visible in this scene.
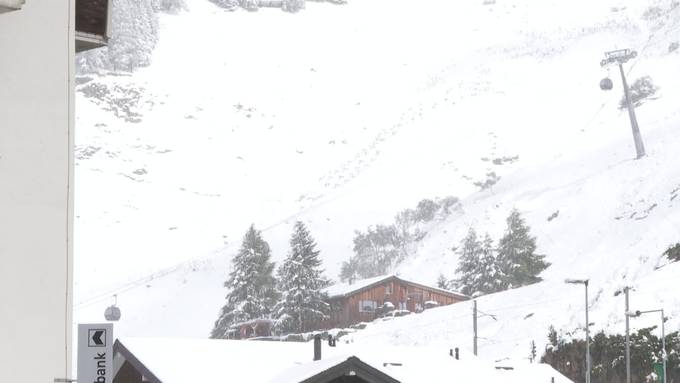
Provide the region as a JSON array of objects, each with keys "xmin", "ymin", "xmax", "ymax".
[
  {"xmin": 359, "ymin": 300, "xmax": 377, "ymax": 312},
  {"xmin": 385, "ymin": 283, "xmax": 393, "ymax": 295}
]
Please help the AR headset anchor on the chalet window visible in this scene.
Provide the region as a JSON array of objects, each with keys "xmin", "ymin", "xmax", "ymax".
[
  {"xmin": 358, "ymin": 300, "xmax": 377, "ymax": 313},
  {"xmin": 0, "ymin": 0, "xmax": 25, "ymax": 13},
  {"xmin": 399, "ymin": 301, "xmax": 407, "ymax": 311}
]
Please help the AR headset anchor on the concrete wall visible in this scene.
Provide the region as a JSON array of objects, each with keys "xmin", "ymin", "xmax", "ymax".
[{"xmin": 0, "ymin": 1, "xmax": 75, "ymax": 382}]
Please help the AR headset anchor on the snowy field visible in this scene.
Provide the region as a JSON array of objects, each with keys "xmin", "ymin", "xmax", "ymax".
[{"xmin": 74, "ymin": 0, "xmax": 680, "ymax": 366}]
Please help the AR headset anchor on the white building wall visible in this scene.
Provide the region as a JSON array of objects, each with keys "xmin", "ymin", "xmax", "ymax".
[{"xmin": 0, "ymin": 1, "xmax": 75, "ymax": 382}]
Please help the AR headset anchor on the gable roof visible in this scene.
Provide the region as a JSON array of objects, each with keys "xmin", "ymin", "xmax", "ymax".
[
  {"xmin": 277, "ymin": 356, "xmax": 401, "ymax": 383},
  {"xmin": 323, "ymin": 275, "xmax": 468, "ymax": 300},
  {"xmin": 112, "ymin": 338, "xmax": 551, "ymax": 383}
]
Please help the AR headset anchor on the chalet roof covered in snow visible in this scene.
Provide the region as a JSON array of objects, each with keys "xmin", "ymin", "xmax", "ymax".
[
  {"xmin": 112, "ymin": 337, "xmax": 567, "ymax": 383},
  {"xmin": 323, "ymin": 274, "xmax": 468, "ymax": 300}
]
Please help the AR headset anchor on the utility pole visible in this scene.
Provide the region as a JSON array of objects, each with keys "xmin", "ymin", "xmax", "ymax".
[
  {"xmin": 661, "ymin": 309, "xmax": 666, "ymax": 383},
  {"xmin": 585, "ymin": 281, "xmax": 590, "ymax": 383},
  {"xmin": 625, "ymin": 287, "xmax": 631, "ymax": 383},
  {"xmin": 473, "ymin": 300, "xmax": 478, "ymax": 356},
  {"xmin": 600, "ymin": 49, "xmax": 646, "ymax": 159},
  {"xmin": 626, "ymin": 309, "xmax": 667, "ymax": 383}
]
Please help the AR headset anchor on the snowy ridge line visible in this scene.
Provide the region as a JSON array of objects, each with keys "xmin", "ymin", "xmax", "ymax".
[{"xmin": 75, "ymin": 184, "xmax": 357, "ymax": 310}]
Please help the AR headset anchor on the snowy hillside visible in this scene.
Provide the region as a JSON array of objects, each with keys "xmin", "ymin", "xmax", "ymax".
[{"xmin": 74, "ymin": 0, "xmax": 680, "ymax": 363}]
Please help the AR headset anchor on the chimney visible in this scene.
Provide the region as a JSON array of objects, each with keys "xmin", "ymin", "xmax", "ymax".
[{"xmin": 313, "ymin": 334, "xmax": 322, "ymax": 361}]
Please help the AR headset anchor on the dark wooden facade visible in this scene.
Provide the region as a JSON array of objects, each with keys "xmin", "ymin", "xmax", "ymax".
[
  {"xmin": 75, "ymin": 0, "xmax": 109, "ymax": 52},
  {"xmin": 324, "ymin": 276, "xmax": 468, "ymax": 329}
]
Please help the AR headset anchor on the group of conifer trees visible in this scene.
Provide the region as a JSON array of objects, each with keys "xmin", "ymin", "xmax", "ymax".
[
  {"xmin": 440, "ymin": 209, "xmax": 550, "ymax": 297},
  {"xmin": 210, "ymin": 222, "xmax": 330, "ymax": 338}
]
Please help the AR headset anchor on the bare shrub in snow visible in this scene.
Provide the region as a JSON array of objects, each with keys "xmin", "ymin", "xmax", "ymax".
[
  {"xmin": 670, "ymin": 41, "xmax": 679, "ymax": 53},
  {"xmin": 664, "ymin": 243, "xmax": 680, "ymax": 262},
  {"xmin": 210, "ymin": 0, "xmax": 240, "ymax": 10},
  {"xmin": 282, "ymin": 0, "xmax": 305, "ymax": 12},
  {"xmin": 153, "ymin": 0, "xmax": 187, "ymax": 13},
  {"xmin": 619, "ymin": 76, "xmax": 659, "ymax": 110}
]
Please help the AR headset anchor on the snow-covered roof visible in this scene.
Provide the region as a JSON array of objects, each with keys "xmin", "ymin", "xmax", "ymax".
[
  {"xmin": 114, "ymin": 338, "xmax": 311, "ymax": 382},
  {"xmin": 323, "ymin": 275, "xmax": 395, "ymax": 298},
  {"xmin": 113, "ymin": 337, "xmax": 554, "ymax": 383},
  {"xmin": 323, "ymin": 274, "xmax": 468, "ymax": 300}
]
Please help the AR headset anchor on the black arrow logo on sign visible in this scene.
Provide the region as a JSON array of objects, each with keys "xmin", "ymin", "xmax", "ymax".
[{"xmin": 91, "ymin": 330, "xmax": 104, "ymax": 346}]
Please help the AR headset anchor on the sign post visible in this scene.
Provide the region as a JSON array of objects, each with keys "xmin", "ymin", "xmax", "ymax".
[{"xmin": 78, "ymin": 323, "xmax": 113, "ymax": 383}]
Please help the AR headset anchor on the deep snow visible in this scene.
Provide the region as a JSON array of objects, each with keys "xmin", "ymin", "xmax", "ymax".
[{"xmin": 74, "ymin": 0, "xmax": 680, "ymax": 366}]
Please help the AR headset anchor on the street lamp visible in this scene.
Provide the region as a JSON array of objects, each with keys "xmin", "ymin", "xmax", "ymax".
[
  {"xmin": 626, "ymin": 309, "xmax": 667, "ymax": 383},
  {"xmin": 566, "ymin": 279, "xmax": 591, "ymax": 383}
]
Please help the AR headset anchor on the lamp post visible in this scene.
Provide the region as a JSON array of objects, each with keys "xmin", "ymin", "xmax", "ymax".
[
  {"xmin": 566, "ymin": 279, "xmax": 590, "ymax": 383},
  {"xmin": 626, "ymin": 309, "xmax": 667, "ymax": 383}
]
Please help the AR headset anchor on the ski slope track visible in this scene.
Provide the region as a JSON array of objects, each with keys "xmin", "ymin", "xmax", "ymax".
[{"xmin": 75, "ymin": 0, "xmax": 680, "ymax": 363}]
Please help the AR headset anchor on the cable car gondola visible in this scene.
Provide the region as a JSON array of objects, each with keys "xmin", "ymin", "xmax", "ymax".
[
  {"xmin": 600, "ymin": 77, "xmax": 613, "ymax": 91},
  {"xmin": 104, "ymin": 294, "xmax": 121, "ymax": 321}
]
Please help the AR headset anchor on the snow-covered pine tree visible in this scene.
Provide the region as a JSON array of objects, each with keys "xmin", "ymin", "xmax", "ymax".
[
  {"xmin": 454, "ymin": 228, "xmax": 484, "ymax": 296},
  {"xmin": 210, "ymin": 225, "xmax": 277, "ymax": 339},
  {"xmin": 274, "ymin": 221, "xmax": 330, "ymax": 334},
  {"xmin": 454, "ymin": 229, "xmax": 503, "ymax": 296},
  {"xmin": 478, "ymin": 233, "xmax": 504, "ymax": 294},
  {"xmin": 497, "ymin": 209, "xmax": 550, "ymax": 289}
]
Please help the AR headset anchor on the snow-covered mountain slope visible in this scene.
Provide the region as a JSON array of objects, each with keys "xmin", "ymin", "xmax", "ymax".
[{"xmin": 74, "ymin": 0, "xmax": 680, "ymax": 362}]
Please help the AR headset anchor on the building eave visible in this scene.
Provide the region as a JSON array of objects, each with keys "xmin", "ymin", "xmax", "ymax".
[
  {"xmin": 113, "ymin": 339, "xmax": 164, "ymax": 383},
  {"xmin": 326, "ymin": 275, "xmax": 469, "ymax": 301},
  {"xmin": 299, "ymin": 356, "xmax": 400, "ymax": 383}
]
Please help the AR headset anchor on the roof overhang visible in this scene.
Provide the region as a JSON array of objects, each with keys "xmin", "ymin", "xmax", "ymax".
[
  {"xmin": 113, "ymin": 340, "xmax": 163, "ymax": 383},
  {"xmin": 300, "ymin": 356, "xmax": 401, "ymax": 383},
  {"xmin": 327, "ymin": 275, "xmax": 469, "ymax": 301},
  {"xmin": 0, "ymin": 0, "xmax": 25, "ymax": 13}
]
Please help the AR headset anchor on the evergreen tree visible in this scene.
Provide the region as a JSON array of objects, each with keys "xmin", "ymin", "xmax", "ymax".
[
  {"xmin": 478, "ymin": 233, "xmax": 504, "ymax": 294},
  {"xmin": 210, "ymin": 225, "xmax": 277, "ymax": 339},
  {"xmin": 454, "ymin": 228, "xmax": 483, "ymax": 296},
  {"xmin": 497, "ymin": 209, "xmax": 550, "ymax": 289},
  {"xmin": 274, "ymin": 221, "xmax": 330, "ymax": 334},
  {"xmin": 454, "ymin": 229, "xmax": 503, "ymax": 296}
]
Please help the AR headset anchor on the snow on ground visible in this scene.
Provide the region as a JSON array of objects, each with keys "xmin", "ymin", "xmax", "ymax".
[{"xmin": 74, "ymin": 0, "xmax": 680, "ymax": 368}]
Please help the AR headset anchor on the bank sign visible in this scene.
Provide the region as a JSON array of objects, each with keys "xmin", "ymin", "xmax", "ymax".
[{"xmin": 78, "ymin": 323, "xmax": 113, "ymax": 383}]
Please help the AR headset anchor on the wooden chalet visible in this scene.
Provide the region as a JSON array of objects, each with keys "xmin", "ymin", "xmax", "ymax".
[{"xmin": 323, "ymin": 275, "xmax": 468, "ymax": 329}]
